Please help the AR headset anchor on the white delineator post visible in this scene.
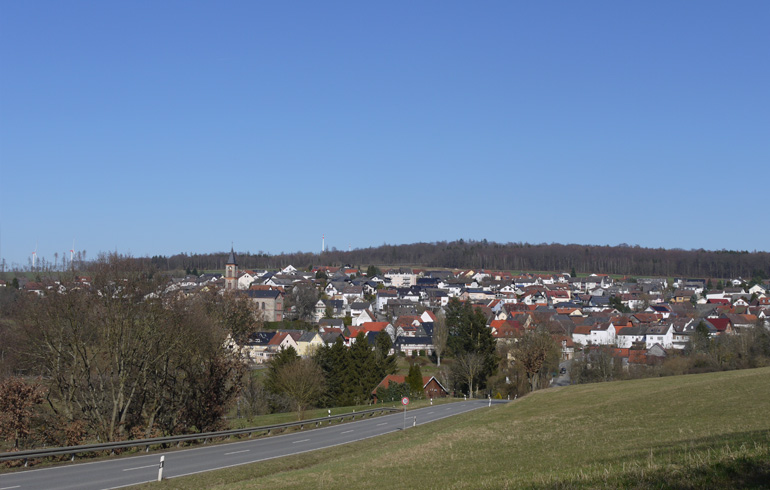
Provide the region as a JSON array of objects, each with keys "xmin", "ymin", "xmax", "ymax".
[{"xmin": 158, "ymin": 455, "xmax": 165, "ymax": 481}]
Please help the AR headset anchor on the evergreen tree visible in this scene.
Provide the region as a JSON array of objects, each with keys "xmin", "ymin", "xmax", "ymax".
[
  {"xmin": 405, "ymin": 363, "xmax": 424, "ymax": 397},
  {"xmin": 315, "ymin": 338, "xmax": 350, "ymax": 407},
  {"xmin": 375, "ymin": 331, "xmax": 397, "ymax": 375},
  {"xmin": 347, "ymin": 332, "xmax": 382, "ymax": 405},
  {"xmin": 265, "ymin": 346, "xmax": 300, "ymax": 396},
  {"xmin": 445, "ymin": 298, "xmax": 498, "ymax": 390},
  {"xmin": 366, "ymin": 265, "xmax": 381, "ymax": 277}
]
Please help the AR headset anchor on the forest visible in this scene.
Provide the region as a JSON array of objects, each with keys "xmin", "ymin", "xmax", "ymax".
[{"xmin": 149, "ymin": 240, "xmax": 770, "ymax": 279}]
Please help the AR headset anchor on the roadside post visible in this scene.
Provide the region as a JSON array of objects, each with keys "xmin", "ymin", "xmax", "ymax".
[
  {"xmin": 401, "ymin": 396, "xmax": 409, "ymax": 430},
  {"xmin": 158, "ymin": 455, "xmax": 165, "ymax": 481}
]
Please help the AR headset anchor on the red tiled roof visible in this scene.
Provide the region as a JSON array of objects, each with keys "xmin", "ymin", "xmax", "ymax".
[
  {"xmin": 361, "ymin": 322, "xmax": 390, "ymax": 332},
  {"xmin": 708, "ymin": 318, "xmax": 730, "ymax": 332},
  {"xmin": 372, "ymin": 375, "xmax": 445, "ymax": 394},
  {"xmin": 268, "ymin": 332, "xmax": 288, "ymax": 346},
  {"xmin": 628, "ymin": 350, "xmax": 647, "ymax": 364},
  {"xmin": 613, "ymin": 348, "xmax": 630, "ymax": 358},
  {"xmin": 394, "ymin": 316, "xmax": 421, "ymax": 328}
]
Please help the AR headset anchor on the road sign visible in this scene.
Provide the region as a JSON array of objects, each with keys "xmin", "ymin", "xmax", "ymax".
[{"xmin": 401, "ymin": 397, "xmax": 409, "ymax": 406}]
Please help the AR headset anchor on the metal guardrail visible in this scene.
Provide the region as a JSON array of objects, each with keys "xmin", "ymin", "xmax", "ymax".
[{"xmin": 0, "ymin": 407, "xmax": 401, "ymax": 464}]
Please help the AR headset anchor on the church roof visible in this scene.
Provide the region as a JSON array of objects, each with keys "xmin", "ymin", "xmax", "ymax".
[{"xmin": 227, "ymin": 247, "xmax": 237, "ymax": 266}]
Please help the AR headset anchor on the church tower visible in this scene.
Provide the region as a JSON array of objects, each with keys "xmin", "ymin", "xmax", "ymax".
[{"xmin": 225, "ymin": 246, "xmax": 238, "ymax": 291}]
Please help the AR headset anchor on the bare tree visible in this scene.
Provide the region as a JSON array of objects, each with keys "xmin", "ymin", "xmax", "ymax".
[
  {"xmin": 454, "ymin": 352, "xmax": 484, "ymax": 398},
  {"xmin": 274, "ymin": 358, "xmax": 325, "ymax": 420},
  {"xmin": 289, "ymin": 283, "xmax": 319, "ymax": 322},
  {"xmin": 514, "ymin": 330, "xmax": 560, "ymax": 392},
  {"xmin": 17, "ymin": 254, "xmax": 244, "ymax": 440},
  {"xmin": 432, "ymin": 311, "xmax": 448, "ymax": 367}
]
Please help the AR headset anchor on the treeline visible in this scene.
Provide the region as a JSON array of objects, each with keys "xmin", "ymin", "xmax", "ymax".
[{"xmin": 150, "ymin": 240, "xmax": 770, "ymax": 279}]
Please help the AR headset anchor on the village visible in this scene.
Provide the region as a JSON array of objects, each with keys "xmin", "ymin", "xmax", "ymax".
[{"xmin": 147, "ymin": 249, "xmax": 770, "ymax": 378}]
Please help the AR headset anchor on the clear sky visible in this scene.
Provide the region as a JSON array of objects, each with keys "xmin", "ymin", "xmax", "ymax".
[{"xmin": 1, "ymin": 1, "xmax": 769, "ymax": 269}]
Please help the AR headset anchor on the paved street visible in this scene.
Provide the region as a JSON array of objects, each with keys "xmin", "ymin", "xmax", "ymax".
[{"xmin": 0, "ymin": 400, "xmax": 505, "ymax": 490}]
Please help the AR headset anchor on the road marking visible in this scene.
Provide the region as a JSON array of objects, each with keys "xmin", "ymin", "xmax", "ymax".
[
  {"xmin": 1, "ymin": 486, "xmax": 21, "ymax": 490},
  {"xmin": 376, "ymin": 422, "xmax": 388, "ymax": 426},
  {"xmin": 292, "ymin": 439, "xmax": 310, "ymax": 444},
  {"xmin": 123, "ymin": 464, "xmax": 157, "ymax": 471},
  {"xmin": 224, "ymin": 450, "xmax": 250, "ymax": 455},
  {"xmin": 427, "ymin": 411, "xmax": 434, "ymax": 414},
  {"xmin": 341, "ymin": 430, "xmax": 354, "ymax": 434}
]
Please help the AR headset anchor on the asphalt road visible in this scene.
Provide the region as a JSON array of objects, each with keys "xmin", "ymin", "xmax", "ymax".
[
  {"xmin": 551, "ymin": 359, "xmax": 572, "ymax": 387},
  {"xmin": 0, "ymin": 399, "xmax": 505, "ymax": 490}
]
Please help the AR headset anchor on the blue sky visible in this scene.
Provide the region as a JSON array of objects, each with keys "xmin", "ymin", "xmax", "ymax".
[{"xmin": 1, "ymin": 1, "xmax": 769, "ymax": 268}]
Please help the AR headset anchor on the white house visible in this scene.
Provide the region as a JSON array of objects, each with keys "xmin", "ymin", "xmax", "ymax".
[
  {"xmin": 385, "ymin": 268, "xmax": 418, "ymax": 287},
  {"xmin": 615, "ymin": 326, "xmax": 646, "ymax": 348},
  {"xmin": 353, "ymin": 309, "xmax": 377, "ymax": 326},
  {"xmin": 589, "ymin": 322, "xmax": 616, "ymax": 345},
  {"xmin": 237, "ymin": 272, "xmax": 256, "ymax": 290},
  {"xmin": 645, "ymin": 324, "xmax": 674, "ymax": 349}
]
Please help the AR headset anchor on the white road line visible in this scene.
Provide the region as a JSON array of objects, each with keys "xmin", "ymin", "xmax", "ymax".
[
  {"xmin": 1, "ymin": 486, "xmax": 21, "ymax": 490},
  {"xmin": 122, "ymin": 464, "xmax": 157, "ymax": 472},
  {"xmin": 292, "ymin": 439, "xmax": 310, "ymax": 444},
  {"xmin": 224, "ymin": 450, "xmax": 250, "ymax": 455},
  {"xmin": 427, "ymin": 411, "xmax": 434, "ymax": 414},
  {"xmin": 376, "ymin": 422, "xmax": 388, "ymax": 426},
  {"xmin": 341, "ymin": 430, "xmax": 354, "ymax": 434}
]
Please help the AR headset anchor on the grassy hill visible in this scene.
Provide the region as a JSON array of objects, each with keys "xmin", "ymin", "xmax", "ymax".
[{"xmin": 142, "ymin": 368, "xmax": 770, "ymax": 489}]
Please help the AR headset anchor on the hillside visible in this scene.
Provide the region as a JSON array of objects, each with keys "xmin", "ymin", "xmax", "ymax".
[
  {"xmin": 143, "ymin": 367, "xmax": 770, "ymax": 489},
  {"xmin": 144, "ymin": 240, "xmax": 770, "ymax": 279}
]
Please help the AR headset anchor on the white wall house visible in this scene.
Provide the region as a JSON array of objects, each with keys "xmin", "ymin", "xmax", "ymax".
[
  {"xmin": 645, "ymin": 324, "xmax": 674, "ymax": 349},
  {"xmin": 589, "ymin": 323, "xmax": 616, "ymax": 345},
  {"xmin": 616, "ymin": 326, "xmax": 646, "ymax": 348}
]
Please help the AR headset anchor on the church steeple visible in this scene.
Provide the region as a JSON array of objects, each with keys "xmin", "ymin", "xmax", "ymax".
[{"xmin": 225, "ymin": 246, "xmax": 238, "ymax": 291}]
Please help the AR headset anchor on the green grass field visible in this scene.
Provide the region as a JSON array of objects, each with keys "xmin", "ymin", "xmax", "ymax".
[{"xmin": 139, "ymin": 368, "xmax": 770, "ymax": 489}]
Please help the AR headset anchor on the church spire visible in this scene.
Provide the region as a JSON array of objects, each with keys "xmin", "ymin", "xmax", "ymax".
[
  {"xmin": 227, "ymin": 246, "xmax": 237, "ymax": 266},
  {"xmin": 225, "ymin": 245, "xmax": 238, "ymax": 291}
]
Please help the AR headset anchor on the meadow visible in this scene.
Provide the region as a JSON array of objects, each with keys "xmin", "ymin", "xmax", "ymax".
[{"xmin": 138, "ymin": 367, "xmax": 770, "ymax": 489}]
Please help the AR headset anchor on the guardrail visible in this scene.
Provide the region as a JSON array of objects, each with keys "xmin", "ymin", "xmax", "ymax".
[{"xmin": 0, "ymin": 407, "xmax": 401, "ymax": 464}]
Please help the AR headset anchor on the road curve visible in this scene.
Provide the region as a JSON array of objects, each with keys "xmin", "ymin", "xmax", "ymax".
[{"xmin": 0, "ymin": 399, "xmax": 507, "ymax": 490}]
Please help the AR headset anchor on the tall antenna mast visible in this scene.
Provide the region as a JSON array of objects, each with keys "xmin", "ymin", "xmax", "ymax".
[{"xmin": 322, "ymin": 234, "xmax": 325, "ymax": 253}]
